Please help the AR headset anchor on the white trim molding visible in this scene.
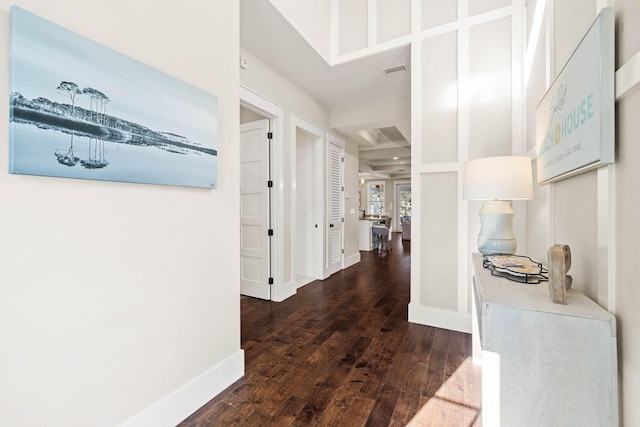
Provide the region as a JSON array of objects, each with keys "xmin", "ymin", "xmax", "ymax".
[
  {"xmin": 616, "ymin": 50, "xmax": 640, "ymax": 100},
  {"xmin": 408, "ymin": 303, "xmax": 472, "ymax": 333},
  {"xmin": 597, "ymin": 165, "xmax": 616, "ymax": 313},
  {"xmin": 275, "ymin": 279, "xmax": 297, "ymax": 302},
  {"xmin": 120, "ymin": 350, "xmax": 244, "ymax": 427},
  {"xmin": 344, "ymin": 252, "xmax": 361, "ymax": 269}
]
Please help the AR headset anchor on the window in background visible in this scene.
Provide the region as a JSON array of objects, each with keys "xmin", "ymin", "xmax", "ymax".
[
  {"xmin": 368, "ymin": 183, "xmax": 385, "ymax": 215},
  {"xmin": 398, "ymin": 184, "xmax": 412, "ymax": 219}
]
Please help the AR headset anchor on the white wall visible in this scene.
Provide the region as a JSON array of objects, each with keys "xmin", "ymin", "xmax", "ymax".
[
  {"xmin": 269, "ymin": 0, "xmax": 331, "ymax": 61},
  {"xmin": 615, "ymin": 1, "xmax": 640, "ymax": 424},
  {"xmin": 616, "ymin": 82, "xmax": 640, "ymax": 427},
  {"xmin": 524, "ymin": 0, "xmax": 601, "ymax": 295},
  {"xmin": 407, "ymin": 1, "xmax": 521, "ymax": 333},
  {"xmin": 338, "ymin": 0, "xmax": 369, "ymax": 55},
  {"xmin": 0, "ymin": 1, "xmax": 241, "ymax": 426},
  {"xmin": 240, "ymin": 48, "xmax": 330, "ymax": 131}
]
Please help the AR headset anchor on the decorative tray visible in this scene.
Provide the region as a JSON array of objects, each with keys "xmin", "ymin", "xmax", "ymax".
[{"xmin": 483, "ymin": 254, "xmax": 548, "ymax": 284}]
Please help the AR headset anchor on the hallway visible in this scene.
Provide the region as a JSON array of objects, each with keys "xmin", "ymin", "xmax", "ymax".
[{"xmin": 180, "ymin": 234, "xmax": 481, "ymax": 426}]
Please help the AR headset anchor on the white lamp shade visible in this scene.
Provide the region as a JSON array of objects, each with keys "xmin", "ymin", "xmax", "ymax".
[{"xmin": 463, "ymin": 156, "xmax": 533, "ymax": 200}]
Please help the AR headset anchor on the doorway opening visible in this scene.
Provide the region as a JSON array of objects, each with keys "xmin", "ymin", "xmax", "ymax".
[
  {"xmin": 294, "ymin": 129, "xmax": 318, "ymax": 287},
  {"xmin": 291, "ymin": 116, "xmax": 326, "ymax": 286}
]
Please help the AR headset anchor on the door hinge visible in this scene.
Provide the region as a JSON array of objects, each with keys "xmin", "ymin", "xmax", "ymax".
[
  {"xmin": 342, "ymin": 157, "xmax": 344, "ymax": 162},
  {"xmin": 268, "ymin": 229, "xmax": 274, "ymax": 236},
  {"xmin": 341, "ymin": 186, "xmax": 344, "ymax": 191},
  {"xmin": 268, "ymin": 277, "xmax": 274, "ymax": 285},
  {"xmin": 342, "ymin": 249, "xmax": 344, "ymax": 254},
  {"xmin": 267, "ymin": 180, "xmax": 273, "ymax": 188},
  {"xmin": 267, "ymin": 132, "xmax": 273, "ymax": 140}
]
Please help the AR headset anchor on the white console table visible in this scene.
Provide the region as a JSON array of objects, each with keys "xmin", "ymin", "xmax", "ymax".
[{"xmin": 471, "ymin": 253, "xmax": 618, "ymax": 426}]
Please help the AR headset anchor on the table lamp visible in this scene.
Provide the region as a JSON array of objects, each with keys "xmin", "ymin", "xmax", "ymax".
[{"xmin": 463, "ymin": 156, "xmax": 533, "ymax": 255}]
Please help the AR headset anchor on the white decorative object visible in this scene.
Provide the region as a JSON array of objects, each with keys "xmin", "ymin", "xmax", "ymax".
[
  {"xmin": 463, "ymin": 156, "xmax": 533, "ymax": 255},
  {"xmin": 471, "ymin": 254, "xmax": 618, "ymax": 426},
  {"xmin": 484, "ymin": 254, "xmax": 546, "ymax": 283}
]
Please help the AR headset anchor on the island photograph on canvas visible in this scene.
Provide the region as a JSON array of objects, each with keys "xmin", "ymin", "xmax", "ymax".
[{"xmin": 9, "ymin": 6, "xmax": 218, "ymax": 188}]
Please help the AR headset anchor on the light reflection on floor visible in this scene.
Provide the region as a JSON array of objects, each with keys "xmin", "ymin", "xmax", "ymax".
[{"xmin": 407, "ymin": 356, "xmax": 482, "ymax": 426}]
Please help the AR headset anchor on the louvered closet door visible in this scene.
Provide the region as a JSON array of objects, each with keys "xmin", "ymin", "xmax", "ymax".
[{"xmin": 326, "ymin": 137, "xmax": 344, "ymax": 276}]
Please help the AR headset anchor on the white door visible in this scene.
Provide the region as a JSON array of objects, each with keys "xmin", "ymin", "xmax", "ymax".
[
  {"xmin": 326, "ymin": 136, "xmax": 344, "ymax": 276},
  {"xmin": 240, "ymin": 120, "xmax": 271, "ymax": 300}
]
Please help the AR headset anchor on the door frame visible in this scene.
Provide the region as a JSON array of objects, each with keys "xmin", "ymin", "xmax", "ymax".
[
  {"xmin": 291, "ymin": 114, "xmax": 325, "ymax": 283},
  {"xmin": 240, "ymin": 86, "xmax": 288, "ymax": 301}
]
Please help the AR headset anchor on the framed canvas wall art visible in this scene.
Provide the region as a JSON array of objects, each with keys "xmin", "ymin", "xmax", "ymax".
[{"xmin": 9, "ymin": 6, "xmax": 218, "ymax": 189}]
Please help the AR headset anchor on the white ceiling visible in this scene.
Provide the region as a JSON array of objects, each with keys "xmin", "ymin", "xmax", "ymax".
[{"xmin": 240, "ymin": 0, "xmax": 412, "ymax": 180}]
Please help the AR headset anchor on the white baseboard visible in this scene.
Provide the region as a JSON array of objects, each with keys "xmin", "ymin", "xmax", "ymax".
[
  {"xmin": 295, "ymin": 275, "xmax": 316, "ymax": 289},
  {"xmin": 272, "ymin": 280, "xmax": 296, "ymax": 302},
  {"xmin": 408, "ymin": 303, "xmax": 472, "ymax": 333},
  {"xmin": 344, "ymin": 253, "xmax": 361, "ymax": 269},
  {"xmin": 120, "ymin": 350, "xmax": 244, "ymax": 427}
]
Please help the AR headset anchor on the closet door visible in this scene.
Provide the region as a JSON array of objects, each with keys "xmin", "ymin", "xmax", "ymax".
[{"xmin": 326, "ymin": 135, "xmax": 344, "ymax": 277}]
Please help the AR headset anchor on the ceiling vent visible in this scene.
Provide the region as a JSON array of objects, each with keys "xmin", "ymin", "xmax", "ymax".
[{"xmin": 384, "ymin": 65, "xmax": 407, "ymax": 75}]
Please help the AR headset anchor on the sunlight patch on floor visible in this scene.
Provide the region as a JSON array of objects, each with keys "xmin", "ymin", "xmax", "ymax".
[{"xmin": 407, "ymin": 356, "xmax": 482, "ymax": 426}]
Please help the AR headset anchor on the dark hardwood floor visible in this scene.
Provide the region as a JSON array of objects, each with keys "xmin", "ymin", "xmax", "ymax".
[{"xmin": 180, "ymin": 233, "xmax": 481, "ymax": 426}]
